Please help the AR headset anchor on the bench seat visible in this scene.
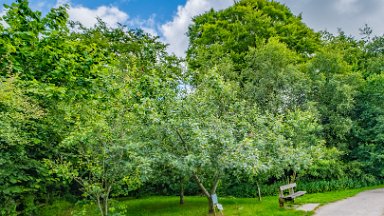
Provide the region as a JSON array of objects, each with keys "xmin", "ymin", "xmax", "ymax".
[{"xmin": 281, "ymin": 191, "xmax": 306, "ymax": 200}]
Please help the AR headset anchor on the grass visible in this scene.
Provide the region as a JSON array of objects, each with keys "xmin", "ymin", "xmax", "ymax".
[
  {"xmin": 296, "ymin": 183, "xmax": 384, "ymax": 205},
  {"xmin": 39, "ymin": 184, "xmax": 384, "ymax": 216}
]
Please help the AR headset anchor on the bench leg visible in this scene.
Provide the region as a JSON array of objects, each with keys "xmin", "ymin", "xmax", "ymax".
[{"xmin": 279, "ymin": 197, "xmax": 284, "ymax": 208}]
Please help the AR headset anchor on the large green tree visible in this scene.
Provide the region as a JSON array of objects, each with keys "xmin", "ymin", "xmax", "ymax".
[
  {"xmin": 187, "ymin": 0, "xmax": 321, "ymax": 74},
  {"xmin": 1, "ymin": 1, "xmax": 181, "ymax": 215}
]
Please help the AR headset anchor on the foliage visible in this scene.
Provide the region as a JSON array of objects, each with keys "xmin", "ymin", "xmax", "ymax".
[
  {"xmin": 241, "ymin": 39, "xmax": 311, "ymax": 113},
  {"xmin": 2, "ymin": 0, "xmax": 384, "ymax": 215},
  {"xmin": 305, "ymin": 47, "xmax": 362, "ymax": 149},
  {"xmin": 351, "ymin": 73, "xmax": 384, "ymax": 177},
  {"xmin": 142, "ymin": 68, "xmax": 261, "ymax": 213},
  {"xmin": 0, "ymin": 77, "xmax": 44, "ymax": 215},
  {"xmin": 187, "ymin": 0, "xmax": 321, "ymax": 73}
]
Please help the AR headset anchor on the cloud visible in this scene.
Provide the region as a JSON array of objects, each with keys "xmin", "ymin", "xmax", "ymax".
[
  {"xmin": 55, "ymin": 0, "xmax": 70, "ymax": 7},
  {"xmin": 161, "ymin": 0, "xmax": 233, "ymax": 57},
  {"xmin": 55, "ymin": 0, "xmax": 156, "ymax": 35},
  {"xmin": 68, "ymin": 5, "xmax": 129, "ymax": 28},
  {"xmin": 54, "ymin": 0, "xmax": 128, "ymax": 28},
  {"xmin": 0, "ymin": 8, "xmax": 8, "ymax": 28},
  {"xmin": 2, "ymin": 1, "xmax": 130, "ymax": 30},
  {"xmin": 277, "ymin": 0, "xmax": 384, "ymax": 37},
  {"xmin": 334, "ymin": 0, "xmax": 360, "ymax": 14}
]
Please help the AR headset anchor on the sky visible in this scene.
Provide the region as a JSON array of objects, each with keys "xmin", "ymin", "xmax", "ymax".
[{"xmin": 1, "ymin": 0, "xmax": 384, "ymax": 57}]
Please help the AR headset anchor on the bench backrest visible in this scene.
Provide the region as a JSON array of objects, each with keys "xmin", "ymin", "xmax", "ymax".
[
  {"xmin": 279, "ymin": 183, "xmax": 296, "ymax": 191},
  {"xmin": 279, "ymin": 183, "xmax": 297, "ymax": 196}
]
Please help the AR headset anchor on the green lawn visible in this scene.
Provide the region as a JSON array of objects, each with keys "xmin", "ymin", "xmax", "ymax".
[{"xmin": 40, "ymin": 185, "xmax": 384, "ymax": 216}]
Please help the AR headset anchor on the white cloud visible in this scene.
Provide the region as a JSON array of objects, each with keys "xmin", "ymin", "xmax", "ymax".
[
  {"xmin": 55, "ymin": 0, "xmax": 156, "ymax": 35},
  {"xmin": 161, "ymin": 0, "xmax": 233, "ymax": 57},
  {"xmin": 0, "ymin": 8, "xmax": 5, "ymax": 17},
  {"xmin": 55, "ymin": 0, "xmax": 70, "ymax": 7},
  {"xmin": 277, "ymin": 0, "xmax": 384, "ymax": 38},
  {"xmin": 54, "ymin": 0, "xmax": 128, "ymax": 28},
  {"xmin": 333, "ymin": 0, "xmax": 360, "ymax": 14},
  {"xmin": 68, "ymin": 5, "xmax": 128, "ymax": 28},
  {"xmin": 0, "ymin": 8, "xmax": 8, "ymax": 28}
]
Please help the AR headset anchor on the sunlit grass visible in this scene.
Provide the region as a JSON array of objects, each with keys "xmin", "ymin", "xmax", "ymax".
[{"xmin": 39, "ymin": 184, "xmax": 384, "ymax": 216}]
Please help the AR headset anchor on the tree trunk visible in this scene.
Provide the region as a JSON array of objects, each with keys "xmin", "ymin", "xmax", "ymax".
[
  {"xmin": 96, "ymin": 196, "xmax": 105, "ymax": 216},
  {"xmin": 208, "ymin": 196, "xmax": 214, "ymax": 214},
  {"xmin": 180, "ymin": 180, "xmax": 185, "ymax": 205},
  {"xmin": 193, "ymin": 174, "xmax": 214, "ymax": 214},
  {"xmin": 103, "ymin": 197, "xmax": 108, "ymax": 216},
  {"xmin": 103, "ymin": 185, "xmax": 112, "ymax": 216},
  {"xmin": 290, "ymin": 171, "xmax": 297, "ymax": 183},
  {"xmin": 256, "ymin": 181, "xmax": 262, "ymax": 201},
  {"xmin": 209, "ymin": 177, "xmax": 220, "ymax": 215}
]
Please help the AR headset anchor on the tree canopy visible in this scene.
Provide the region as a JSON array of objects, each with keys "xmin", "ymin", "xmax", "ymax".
[{"xmin": 1, "ymin": 0, "xmax": 384, "ymax": 215}]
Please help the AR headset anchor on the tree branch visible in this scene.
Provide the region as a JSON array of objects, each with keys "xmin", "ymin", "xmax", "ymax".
[
  {"xmin": 175, "ymin": 129, "xmax": 189, "ymax": 152},
  {"xmin": 193, "ymin": 173, "xmax": 210, "ymax": 197},
  {"xmin": 210, "ymin": 175, "xmax": 220, "ymax": 195}
]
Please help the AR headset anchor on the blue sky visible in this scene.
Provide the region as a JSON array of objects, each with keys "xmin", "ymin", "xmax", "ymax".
[
  {"xmin": 68, "ymin": 0, "xmax": 187, "ymax": 23},
  {"xmin": 0, "ymin": 0, "xmax": 234, "ymax": 56},
  {"xmin": 1, "ymin": 0, "xmax": 384, "ymax": 57},
  {"xmin": 1, "ymin": 0, "xmax": 187, "ymax": 23}
]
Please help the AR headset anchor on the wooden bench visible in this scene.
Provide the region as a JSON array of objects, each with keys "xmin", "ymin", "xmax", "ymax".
[{"xmin": 278, "ymin": 183, "xmax": 306, "ymax": 207}]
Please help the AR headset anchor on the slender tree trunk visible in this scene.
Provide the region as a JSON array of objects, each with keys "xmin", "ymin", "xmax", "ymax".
[
  {"xmin": 209, "ymin": 177, "xmax": 220, "ymax": 215},
  {"xmin": 96, "ymin": 196, "xmax": 105, "ymax": 216},
  {"xmin": 291, "ymin": 171, "xmax": 297, "ymax": 183},
  {"xmin": 193, "ymin": 173, "xmax": 214, "ymax": 214},
  {"xmin": 103, "ymin": 197, "xmax": 108, "ymax": 216},
  {"xmin": 103, "ymin": 185, "xmax": 112, "ymax": 216},
  {"xmin": 208, "ymin": 196, "xmax": 214, "ymax": 214},
  {"xmin": 180, "ymin": 180, "xmax": 185, "ymax": 205},
  {"xmin": 256, "ymin": 181, "xmax": 262, "ymax": 201},
  {"xmin": 192, "ymin": 173, "xmax": 222, "ymax": 215},
  {"xmin": 210, "ymin": 177, "xmax": 220, "ymax": 196}
]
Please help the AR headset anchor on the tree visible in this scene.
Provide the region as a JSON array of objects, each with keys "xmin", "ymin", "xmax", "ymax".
[
  {"xmin": 185, "ymin": 0, "xmax": 340, "ymax": 200},
  {"xmin": 1, "ymin": 1, "xmax": 181, "ymax": 214},
  {"xmin": 44, "ymin": 45, "xmax": 158, "ymax": 215},
  {"xmin": 351, "ymin": 73, "xmax": 384, "ymax": 178},
  {"xmin": 241, "ymin": 38, "xmax": 311, "ymax": 114},
  {"xmin": 305, "ymin": 47, "xmax": 362, "ymax": 149},
  {"xmin": 0, "ymin": 2, "xmax": 118, "ymax": 213},
  {"xmin": 144, "ymin": 68, "xmax": 261, "ymax": 214},
  {"xmin": 47, "ymin": 97, "xmax": 150, "ymax": 216},
  {"xmin": 187, "ymin": 0, "xmax": 321, "ymax": 73},
  {"xmin": 0, "ymin": 77, "xmax": 44, "ymax": 215}
]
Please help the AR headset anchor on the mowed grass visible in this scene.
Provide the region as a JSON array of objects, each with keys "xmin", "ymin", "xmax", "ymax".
[
  {"xmin": 41, "ymin": 196, "xmax": 309, "ymax": 216},
  {"xmin": 40, "ymin": 184, "xmax": 384, "ymax": 216},
  {"xmin": 111, "ymin": 196, "xmax": 311, "ymax": 216},
  {"xmin": 296, "ymin": 184, "xmax": 384, "ymax": 205}
]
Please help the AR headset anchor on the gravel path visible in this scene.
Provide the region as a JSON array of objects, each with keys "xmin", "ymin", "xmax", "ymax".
[{"xmin": 314, "ymin": 188, "xmax": 384, "ymax": 216}]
